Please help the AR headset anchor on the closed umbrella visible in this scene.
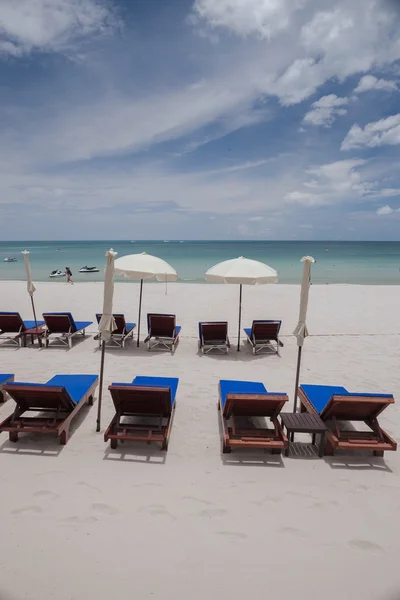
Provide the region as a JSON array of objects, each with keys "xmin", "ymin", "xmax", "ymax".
[
  {"xmin": 293, "ymin": 256, "xmax": 315, "ymax": 412},
  {"xmin": 205, "ymin": 256, "xmax": 278, "ymax": 351},
  {"xmin": 114, "ymin": 252, "xmax": 178, "ymax": 346},
  {"xmin": 22, "ymin": 250, "xmax": 38, "ymax": 329},
  {"xmin": 96, "ymin": 249, "xmax": 117, "ymax": 432}
]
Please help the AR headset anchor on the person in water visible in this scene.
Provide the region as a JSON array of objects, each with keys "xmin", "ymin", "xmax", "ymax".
[{"xmin": 65, "ymin": 266, "xmax": 73, "ymax": 284}]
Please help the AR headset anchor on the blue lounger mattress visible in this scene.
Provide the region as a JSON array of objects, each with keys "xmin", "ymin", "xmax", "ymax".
[
  {"xmin": 111, "ymin": 376, "xmax": 179, "ymax": 406},
  {"xmin": 219, "ymin": 380, "xmax": 287, "ymax": 409},
  {"xmin": 0, "ymin": 374, "xmax": 14, "ymax": 386},
  {"xmin": 8, "ymin": 374, "xmax": 98, "ymax": 405},
  {"xmin": 300, "ymin": 384, "xmax": 394, "ymax": 414}
]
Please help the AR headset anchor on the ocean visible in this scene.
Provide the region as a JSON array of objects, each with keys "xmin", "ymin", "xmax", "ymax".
[{"xmin": 1, "ymin": 240, "xmax": 400, "ymax": 284}]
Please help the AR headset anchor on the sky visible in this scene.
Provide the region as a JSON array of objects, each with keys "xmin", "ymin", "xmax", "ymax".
[{"xmin": 1, "ymin": 0, "xmax": 400, "ymax": 241}]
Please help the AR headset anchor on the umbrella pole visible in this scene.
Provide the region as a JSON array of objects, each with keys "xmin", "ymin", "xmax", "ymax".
[
  {"xmin": 30, "ymin": 296, "xmax": 38, "ymax": 329},
  {"xmin": 237, "ymin": 284, "xmax": 242, "ymax": 352},
  {"xmin": 137, "ymin": 278, "xmax": 143, "ymax": 347},
  {"xmin": 293, "ymin": 346, "xmax": 302, "ymax": 413},
  {"xmin": 96, "ymin": 340, "xmax": 106, "ymax": 432}
]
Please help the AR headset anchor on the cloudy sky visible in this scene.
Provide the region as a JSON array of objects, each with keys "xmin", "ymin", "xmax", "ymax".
[{"xmin": 1, "ymin": 0, "xmax": 400, "ymax": 240}]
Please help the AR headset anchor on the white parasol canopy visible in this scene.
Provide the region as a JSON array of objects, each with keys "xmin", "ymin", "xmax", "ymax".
[
  {"xmin": 114, "ymin": 252, "xmax": 178, "ymax": 281},
  {"xmin": 98, "ymin": 249, "xmax": 117, "ymax": 342},
  {"xmin": 205, "ymin": 256, "xmax": 278, "ymax": 351},
  {"xmin": 114, "ymin": 252, "xmax": 178, "ymax": 346},
  {"xmin": 97, "ymin": 249, "xmax": 117, "ymax": 432},
  {"xmin": 293, "ymin": 256, "xmax": 315, "ymax": 412},
  {"xmin": 22, "ymin": 250, "xmax": 38, "ymax": 328}
]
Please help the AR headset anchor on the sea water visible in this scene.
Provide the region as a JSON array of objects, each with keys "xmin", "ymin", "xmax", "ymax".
[{"xmin": 1, "ymin": 240, "xmax": 400, "ymax": 284}]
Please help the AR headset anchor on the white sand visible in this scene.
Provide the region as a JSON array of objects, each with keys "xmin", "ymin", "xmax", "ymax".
[{"xmin": 1, "ymin": 281, "xmax": 400, "ymax": 600}]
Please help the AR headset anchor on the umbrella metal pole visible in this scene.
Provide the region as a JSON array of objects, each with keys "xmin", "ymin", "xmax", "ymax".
[
  {"xmin": 96, "ymin": 340, "xmax": 106, "ymax": 432},
  {"xmin": 237, "ymin": 284, "xmax": 242, "ymax": 352},
  {"xmin": 30, "ymin": 296, "xmax": 38, "ymax": 329},
  {"xmin": 293, "ymin": 346, "xmax": 302, "ymax": 413},
  {"xmin": 137, "ymin": 278, "xmax": 143, "ymax": 347}
]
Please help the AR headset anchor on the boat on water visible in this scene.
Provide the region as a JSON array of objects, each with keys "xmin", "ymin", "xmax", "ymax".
[
  {"xmin": 79, "ymin": 266, "xmax": 99, "ymax": 273},
  {"xmin": 3, "ymin": 257, "xmax": 17, "ymax": 262},
  {"xmin": 49, "ymin": 270, "xmax": 65, "ymax": 278}
]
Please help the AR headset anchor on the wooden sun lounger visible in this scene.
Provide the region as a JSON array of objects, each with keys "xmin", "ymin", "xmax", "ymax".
[
  {"xmin": 0, "ymin": 312, "xmax": 45, "ymax": 347},
  {"xmin": 243, "ymin": 320, "xmax": 282, "ymax": 354},
  {"xmin": 297, "ymin": 384, "xmax": 397, "ymax": 456},
  {"xmin": 105, "ymin": 376, "xmax": 178, "ymax": 451},
  {"xmin": 43, "ymin": 313, "xmax": 93, "ymax": 349},
  {"xmin": 199, "ymin": 321, "xmax": 230, "ymax": 354},
  {"xmin": 218, "ymin": 380, "xmax": 288, "ymax": 453},
  {"xmin": 0, "ymin": 374, "xmax": 14, "ymax": 403},
  {"xmin": 95, "ymin": 313, "xmax": 136, "ymax": 348},
  {"xmin": 145, "ymin": 313, "xmax": 181, "ymax": 352},
  {"xmin": 0, "ymin": 374, "xmax": 98, "ymax": 444}
]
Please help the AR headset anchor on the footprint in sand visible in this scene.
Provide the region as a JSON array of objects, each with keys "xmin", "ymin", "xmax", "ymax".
[
  {"xmin": 91, "ymin": 503, "xmax": 120, "ymax": 517},
  {"xmin": 216, "ymin": 531, "xmax": 248, "ymax": 540},
  {"xmin": 199, "ymin": 508, "xmax": 227, "ymax": 518},
  {"xmin": 78, "ymin": 482, "xmax": 101, "ymax": 493},
  {"xmin": 349, "ymin": 539, "xmax": 384, "ymax": 554},
  {"xmin": 33, "ymin": 490, "xmax": 58, "ymax": 500},
  {"xmin": 137, "ymin": 504, "xmax": 175, "ymax": 519},
  {"xmin": 63, "ymin": 515, "xmax": 98, "ymax": 524},
  {"xmin": 278, "ymin": 526, "xmax": 306, "ymax": 537},
  {"xmin": 182, "ymin": 496, "xmax": 213, "ymax": 506},
  {"xmin": 12, "ymin": 505, "xmax": 43, "ymax": 516}
]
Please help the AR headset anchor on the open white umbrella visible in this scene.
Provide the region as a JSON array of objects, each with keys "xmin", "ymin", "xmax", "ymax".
[
  {"xmin": 205, "ymin": 256, "xmax": 278, "ymax": 351},
  {"xmin": 22, "ymin": 250, "xmax": 38, "ymax": 328},
  {"xmin": 114, "ymin": 252, "xmax": 178, "ymax": 346},
  {"xmin": 96, "ymin": 249, "xmax": 117, "ymax": 432},
  {"xmin": 293, "ymin": 256, "xmax": 315, "ymax": 412}
]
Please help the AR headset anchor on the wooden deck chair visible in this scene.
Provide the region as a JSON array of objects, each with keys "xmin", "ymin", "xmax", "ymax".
[
  {"xmin": 297, "ymin": 384, "xmax": 397, "ymax": 456},
  {"xmin": 145, "ymin": 313, "xmax": 181, "ymax": 352},
  {"xmin": 43, "ymin": 313, "xmax": 92, "ymax": 349},
  {"xmin": 95, "ymin": 313, "xmax": 136, "ymax": 348},
  {"xmin": 0, "ymin": 374, "xmax": 14, "ymax": 402},
  {"xmin": 0, "ymin": 374, "xmax": 98, "ymax": 444},
  {"xmin": 218, "ymin": 380, "xmax": 288, "ymax": 453},
  {"xmin": 0, "ymin": 312, "xmax": 45, "ymax": 347},
  {"xmin": 198, "ymin": 321, "xmax": 230, "ymax": 354},
  {"xmin": 105, "ymin": 376, "xmax": 179, "ymax": 451},
  {"xmin": 243, "ymin": 320, "xmax": 282, "ymax": 354}
]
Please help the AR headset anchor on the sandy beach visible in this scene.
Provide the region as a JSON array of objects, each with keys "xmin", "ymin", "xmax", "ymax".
[{"xmin": 1, "ymin": 280, "xmax": 400, "ymax": 600}]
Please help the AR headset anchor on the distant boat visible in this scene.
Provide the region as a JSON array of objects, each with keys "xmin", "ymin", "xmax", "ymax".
[
  {"xmin": 325, "ymin": 249, "xmax": 329, "ymax": 252},
  {"xmin": 49, "ymin": 270, "xmax": 65, "ymax": 278},
  {"xmin": 79, "ymin": 266, "xmax": 99, "ymax": 273},
  {"xmin": 3, "ymin": 257, "xmax": 17, "ymax": 262},
  {"xmin": 163, "ymin": 240, "xmax": 170, "ymax": 243}
]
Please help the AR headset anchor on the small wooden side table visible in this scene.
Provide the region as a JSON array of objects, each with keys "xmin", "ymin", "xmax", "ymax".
[
  {"xmin": 281, "ymin": 412, "xmax": 327, "ymax": 457},
  {"xmin": 21, "ymin": 326, "xmax": 47, "ymax": 348}
]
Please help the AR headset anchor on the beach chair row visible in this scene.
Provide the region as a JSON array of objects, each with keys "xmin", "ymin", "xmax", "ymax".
[
  {"xmin": 0, "ymin": 373, "xmax": 396, "ymax": 456},
  {"xmin": 0, "ymin": 312, "xmax": 282, "ymax": 353}
]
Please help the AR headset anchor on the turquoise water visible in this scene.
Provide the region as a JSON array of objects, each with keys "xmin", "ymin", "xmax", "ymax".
[{"xmin": 1, "ymin": 240, "xmax": 400, "ymax": 284}]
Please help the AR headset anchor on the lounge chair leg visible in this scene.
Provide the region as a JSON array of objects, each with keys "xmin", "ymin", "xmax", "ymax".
[
  {"xmin": 161, "ymin": 439, "xmax": 168, "ymax": 451},
  {"xmin": 88, "ymin": 394, "xmax": 94, "ymax": 406},
  {"xmin": 60, "ymin": 430, "xmax": 68, "ymax": 445},
  {"xmin": 222, "ymin": 442, "xmax": 231, "ymax": 454},
  {"xmin": 9, "ymin": 432, "xmax": 18, "ymax": 443},
  {"xmin": 0, "ymin": 391, "xmax": 4, "ymax": 403},
  {"xmin": 68, "ymin": 337, "xmax": 72, "ymax": 349},
  {"xmin": 373, "ymin": 450, "xmax": 384, "ymax": 457},
  {"xmin": 325, "ymin": 438, "xmax": 335, "ymax": 456},
  {"xmin": 110, "ymin": 439, "xmax": 118, "ymax": 449}
]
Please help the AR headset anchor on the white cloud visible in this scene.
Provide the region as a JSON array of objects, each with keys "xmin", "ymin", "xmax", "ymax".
[
  {"xmin": 303, "ymin": 94, "xmax": 348, "ymax": 127},
  {"xmin": 376, "ymin": 205, "xmax": 400, "ymax": 216},
  {"xmin": 341, "ymin": 114, "xmax": 400, "ymax": 150},
  {"xmin": 354, "ymin": 75, "xmax": 398, "ymax": 93},
  {"xmin": 191, "ymin": 0, "xmax": 310, "ymax": 39},
  {"xmin": 0, "ymin": 0, "xmax": 116, "ymax": 56},
  {"xmin": 248, "ymin": 216, "xmax": 264, "ymax": 222}
]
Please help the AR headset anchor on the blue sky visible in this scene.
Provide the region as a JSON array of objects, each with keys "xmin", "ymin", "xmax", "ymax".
[{"xmin": 1, "ymin": 0, "xmax": 400, "ymax": 240}]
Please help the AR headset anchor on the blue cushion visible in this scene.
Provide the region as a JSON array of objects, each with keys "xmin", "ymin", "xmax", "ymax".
[
  {"xmin": 46, "ymin": 374, "xmax": 98, "ymax": 405},
  {"xmin": 174, "ymin": 326, "xmax": 181, "ymax": 337},
  {"xmin": 0, "ymin": 311, "xmax": 21, "ymax": 316},
  {"xmin": 132, "ymin": 376, "xmax": 179, "ymax": 405},
  {"xmin": 300, "ymin": 384, "xmax": 349, "ymax": 414},
  {"xmin": 0, "ymin": 374, "xmax": 14, "ymax": 386},
  {"xmin": 23, "ymin": 320, "xmax": 45, "ymax": 330},
  {"xmin": 219, "ymin": 380, "xmax": 267, "ymax": 408},
  {"xmin": 243, "ymin": 328, "xmax": 252, "ymax": 338},
  {"xmin": 347, "ymin": 392, "xmax": 394, "ymax": 399},
  {"xmin": 125, "ymin": 323, "xmax": 136, "ymax": 333},
  {"xmin": 74, "ymin": 321, "xmax": 92, "ymax": 331}
]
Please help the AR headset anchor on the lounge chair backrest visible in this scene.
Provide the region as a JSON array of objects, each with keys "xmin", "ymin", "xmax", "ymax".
[
  {"xmin": 148, "ymin": 314, "xmax": 176, "ymax": 337},
  {"xmin": 252, "ymin": 320, "xmax": 281, "ymax": 340},
  {"xmin": 3, "ymin": 384, "xmax": 74, "ymax": 411},
  {"xmin": 109, "ymin": 385, "xmax": 172, "ymax": 417},
  {"xmin": 96, "ymin": 313, "xmax": 126, "ymax": 334},
  {"xmin": 321, "ymin": 394, "xmax": 395, "ymax": 421},
  {"xmin": 200, "ymin": 322, "xmax": 228, "ymax": 341},
  {"xmin": 0, "ymin": 312, "xmax": 24, "ymax": 333},
  {"xmin": 223, "ymin": 393, "xmax": 288, "ymax": 418},
  {"xmin": 43, "ymin": 313, "xmax": 77, "ymax": 333}
]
